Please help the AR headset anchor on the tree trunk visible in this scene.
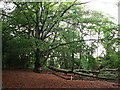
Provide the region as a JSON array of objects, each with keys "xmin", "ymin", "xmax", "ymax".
[
  {"xmin": 117, "ymin": 66, "xmax": 120, "ymax": 85},
  {"xmin": 79, "ymin": 51, "xmax": 82, "ymax": 69},
  {"xmin": 33, "ymin": 48, "xmax": 42, "ymax": 73},
  {"xmin": 71, "ymin": 52, "xmax": 74, "ymax": 71}
]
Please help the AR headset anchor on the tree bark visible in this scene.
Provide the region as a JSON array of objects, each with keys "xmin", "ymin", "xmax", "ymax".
[{"xmin": 33, "ymin": 48, "xmax": 41, "ymax": 73}]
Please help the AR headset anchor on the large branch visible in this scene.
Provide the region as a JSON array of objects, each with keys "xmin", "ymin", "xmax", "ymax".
[
  {"xmin": 45, "ymin": 38, "xmax": 119, "ymax": 53},
  {"xmin": 60, "ymin": 0, "xmax": 77, "ymax": 17},
  {"xmin": 46, "ymin": 39, "xmax": 95, "ymax": 53},
  {"xmin": 60, "ymin": 1, "xmax": 89, "ymax": 17},
  {"xmin": 43, "ymin": 1, "xmax": 89, "ymax": 39},
  {"xmin": 40, "ymin": 5, "xmax": 49, "ymax": 40}
]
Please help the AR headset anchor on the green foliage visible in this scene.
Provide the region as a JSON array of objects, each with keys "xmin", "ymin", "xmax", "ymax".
[{"xmin": 2, "ymin": 2, "xmax": 119, "ymax": 71}]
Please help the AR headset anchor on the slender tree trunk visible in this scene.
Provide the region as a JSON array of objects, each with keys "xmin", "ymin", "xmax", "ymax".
[
  {"xmin": 64, "ymin": 58, "xmax": 68, "ymax": 69},
  {"xmin": 71, "ymin": 52, "xmax": 74, "ymax": 71},
  {"xmin": 62, "ymin": 52, "xmax": 68, "ymax": 69},
  {"xmin": 117, "ymin": 68, "xmax": 120, "ymax": 85},
  {"xmin": 79, "ymin": 50, "xmax": 82, "ymax": 69}
]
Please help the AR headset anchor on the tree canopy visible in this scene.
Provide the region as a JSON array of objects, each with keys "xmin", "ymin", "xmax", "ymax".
[{"xmin": 2, "ymin": 1, "xmax": 119, "ymax": 73}]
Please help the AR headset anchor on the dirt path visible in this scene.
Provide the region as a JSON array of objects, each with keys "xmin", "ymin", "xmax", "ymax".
[{"xmin": 2, "ymin": 69, "xmax": 119, "ymax": 88}]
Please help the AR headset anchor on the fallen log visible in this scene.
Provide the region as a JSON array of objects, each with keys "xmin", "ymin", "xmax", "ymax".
[
  {"xmin": 48, "ymin": 66, "xmax": 116, "ymax": 81},
  {"xmin": 100, "ymin": 69, "xmax": 120, "ymax": 71},
  {"xmin": 73, "ymin": 72, "xmax": 97, "ymax": 78},
  {"xmin": 73, "ymin": 72, "xmax": 116, "ymax": 80},
  {"xmin": 74, "ymin": 69, "xmax": 100, "ymax": 75},
  {"xmin": 48, "ymin": 66, "xmax": 73, "ymax": 74}
]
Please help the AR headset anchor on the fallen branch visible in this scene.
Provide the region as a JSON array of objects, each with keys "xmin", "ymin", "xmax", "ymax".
[
  {"xmin": 48, "ymin": 66, "xmax": 116, "ymax": 81},
  {"xmin": 48, "ymin": 66, "xmax": 73, "ymax": 74},
  {"xmin": 74, "ymin": 69, "xmax": 100, "ymax": 75}
]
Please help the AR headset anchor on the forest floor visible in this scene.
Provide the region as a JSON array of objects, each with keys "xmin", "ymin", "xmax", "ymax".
[{"xmin": 2, "ymin": 69, "xmax": 119, "ymax": 89}]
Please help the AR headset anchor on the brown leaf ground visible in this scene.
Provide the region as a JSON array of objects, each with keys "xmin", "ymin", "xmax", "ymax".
[{"xmin": 2, "ymin": 69, "xmax": 119, "ymax": 88}]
